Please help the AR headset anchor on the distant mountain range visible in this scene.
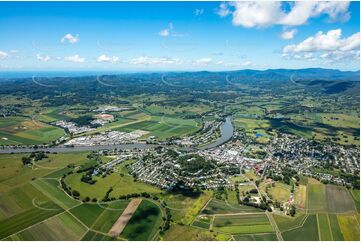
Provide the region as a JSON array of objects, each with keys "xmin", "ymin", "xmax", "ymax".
[{"xmin": 0, "ymin": 68, "xmax": 359, "ymax": 81}]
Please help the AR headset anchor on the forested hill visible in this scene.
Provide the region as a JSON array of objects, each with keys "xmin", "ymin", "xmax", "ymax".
[{"xmin": 0, "ymin": 68, "xmax": 359, "ymax": 106}]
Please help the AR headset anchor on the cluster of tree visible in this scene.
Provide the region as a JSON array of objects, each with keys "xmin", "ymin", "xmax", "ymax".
[
  {"xmin": 102, "ymin": 186, "xmax": 113, "ymax": 201},
  {"xmin": 21, "ymin": 151, "xmax": 48, "ymax": 165},
  {"xmin": 80, "ymin": 170, "xmax": 97, "ymax": 185}
]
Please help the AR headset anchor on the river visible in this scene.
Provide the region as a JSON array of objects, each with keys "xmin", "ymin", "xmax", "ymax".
[{"xmin": 0, "ymin": 116, "xmax": 234, "ymax": 154}]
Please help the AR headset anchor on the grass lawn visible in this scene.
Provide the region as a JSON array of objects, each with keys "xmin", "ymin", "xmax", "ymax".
[
  {"xmin": 121, "ymin": 200, "xmax": 162, "ymax": 241},
  {"xmin": 267, "ymin": 182, "xmax": 291, "ymax": 202},
  {"xmin": 282, "ymin": 214, "xmax": 319, "ymax": 241},
  {"xmin": 294, "ymin": 185, "xmax": 307, "ymax": 209}
]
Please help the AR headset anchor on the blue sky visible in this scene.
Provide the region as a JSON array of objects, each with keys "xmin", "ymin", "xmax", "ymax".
[{"xmin": 0, "ymin": 1, "xmax": 359, "ymax": 72}]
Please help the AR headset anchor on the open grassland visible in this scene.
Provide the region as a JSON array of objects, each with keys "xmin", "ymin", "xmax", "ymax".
[
  {"xmin": 317, "ymin": 213, "xmax": 332, "ymax": 241},
  {"xmin": 201, "ymin": 198, "xmax": 262, "ymax": 215},
  {"xmin": 307, "ymin": 184, "xmax": 327, "ymax": 211},
  {"xmin": 120, "ymin": 200, "xmax": 162, "ymax": 241},
  {"xmin": 213, "ymin": 214, "xmax": 274, "ymax": 234},
  {"xmin": 0, "ymin": 116, "xmax": 64, "ymax": 145},
  {"xmin": 337, "ymin": 214, "xmax": 360, "ymax": 241},
  {"xmin": 282, "ymin": 214, "xmax": 319, "ymax": 241},
  {"xmin": 0, "ymin": 201, "xmax": 63, "ymax": 239},
  {"xmin": 163, "ymin": 224, "xmax": 216, "ymax": 241},
  {"xmin": 325, "ymin": 185, "xmax": 356, "ymax": 213},
  {"xmin": 10, "ymin": 211, "xmax": 87, "ymax": 240},
  {"xmin": 272, "ymin": 213, "xmax": 308, "ymax": 232},
  {"xmin": 263, "ymin": 182, "xmax": 291, "ymax": 203},
  {"xmin": 32, "ymin": 178, "xmax": 81, "ymax": 209}
]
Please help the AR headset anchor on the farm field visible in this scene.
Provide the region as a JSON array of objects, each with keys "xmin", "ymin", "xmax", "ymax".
[
  {"xmin": 337, "ymin": 214, "xmax": 360, "ymax": 241},
  {"xmin": 117, "ymin": 115, "xmax": 200, "ymax": 140},
  {"xmin": 0, "ymin": 116, "xmax": 64, "ymax": 145},
  {"xmin": 233, "ymin": 233, "xmax": 278, "ymax": 241},
  {"xmin": 272, "ymin": 213, "xmax": 308, "ymax": 232},
  {"xmin": 282, "ymin": 214, "xmax": 319, "ymax": 241},
  {"xmin": 163, "ymin": 224, "xmax": 216, "ymax": 241},
  {"xmin": 120, "ymin": 200, "xmax": 163, "ymax": 241},
  {"xmin": 325, "ymin": 185, "xmax": 356, "ymax": 213},
  {"xmin": 201, "ymin": 198, "xmax": 262, "ymax": 215},
  {"xmin": 9, "ymin": 212, "xmax": 87, "ymax": 241},
  {"xmin": 81, "ymin": 231, "xmax": 117, "ymax": 241},
  {"xmin": 307, "ymin": 184, "xmax": 327, "ymax": 211},
  {"xmin": 212, "ymin": 214, "xmax": 274, "ymax": 234},
  {"xmin": 317, "ymin": 213, "xmax": 332, "ymax": 241},
  {"xmin": 350, "ymin": 189, "xmax": 360, "ymax": 212}
]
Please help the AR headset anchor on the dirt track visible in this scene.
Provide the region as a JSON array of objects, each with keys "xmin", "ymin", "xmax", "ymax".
[{"xmin": 108, "ymin": 198, "xmax": 142, "ymax": 237}]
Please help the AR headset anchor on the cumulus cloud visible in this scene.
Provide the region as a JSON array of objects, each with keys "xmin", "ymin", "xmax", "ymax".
[
  {"xmin": 130, "ymin": 56, "xmax": 180, "ymax": 65},
  {"xmin": 193, "ymin": 58, "xmax": 213, "ymax": 65},
  {"xmin": 97, "ymin": 54, "xmax": 120, "ymax": 63},
  {"xmin": 61, "ymin": 33, "xmax": 80, "ymax": 44},
  {"xmin": 282, "ymin": 29, "xmax": 359, "ymax": 63},
  {"xmin": 0, "ymin": 50, "xmax": 8, "ymax": 59},
  {"xmin": 281, "ymin": 29, "xmax": 297, "ymax": 40},
  {"xmin": 283, "ymin": 29, "xmax": 359, "ymax": 53},
  {"xmin": 64, "ymin": 54, "xmax": 85, "ymax": 63},
  {"xmin": 194, "ymin": 8, "xmax": 204, "ymax": 16},
  {"xmin": 36, "ymin": 54, "xmax": 50, "ymax": 62},
  {"xmin": 217, "ymin": 1, "xmax": 351, "ymax": 28}
]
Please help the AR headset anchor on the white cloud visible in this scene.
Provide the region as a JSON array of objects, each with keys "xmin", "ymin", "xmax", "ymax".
[
  {"xmin": 193, "ymin": 58, "xmax": 213, "ymax": 65},
  {"xmin": 0, "ymin": 50, "xmax": 8, "ymax": 59},
  {"xmin": 130, "ymin": 56, "xmax": 180, "ymax": 65},
  {"xmin": 61, "ymin": 33, "xmax": 80, "ymax": 44},
  {"xmin": 159, "ymin": 23, "xmax": 173, "ymax": 37},
  {"xmin": 283, "ymin": 29, "xmax": 359, "ymax": 53},
  {"xmin": 64, "ymin": 54, "xmax": 85, "ymax": 63},
  {"xmin": 281, "ymin": 29, "xmax": 297, "ymax": 40},
  {"xmin": 217, "ymin": 1, "xmax": 351, "ymax": 28},
  {"xmin": 36, "ymin": 54, "xmax": 50, "ymax": 62},
  {"xmin": 194, "ymin": 8, "xmax": 204, "ymax": 16},
  {"xmin": 97, "ymin": 54, "xmax": 119, "ymax": 63},
  {"xmin": 216, "ymin": 2, "xmax": 231, "ymax": 17}
]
